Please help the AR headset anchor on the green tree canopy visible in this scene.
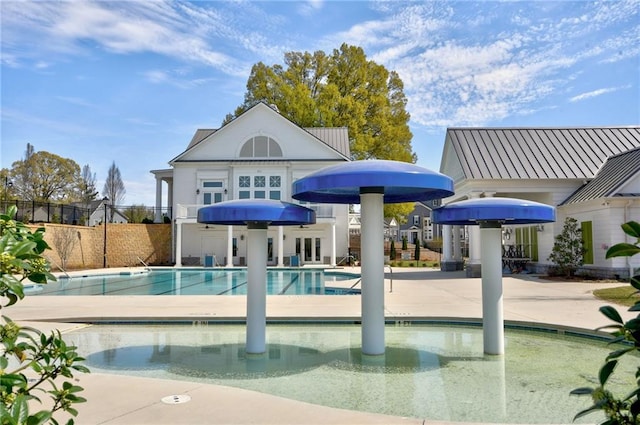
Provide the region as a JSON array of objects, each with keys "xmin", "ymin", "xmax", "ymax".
[
  {"xmin": 79, "ymin": 164, "xmax": 98, "ymax": 207},
  {"xmin": 230, "ymin": 43, "xmax": 417, "ymax": 220},
  {"xmin": 230, "ymin": 44, "xmax": 416, "ymax": 163},
  {"xmin": 10, "ymin": 143, "xmax": 81, "ymax": 202}
]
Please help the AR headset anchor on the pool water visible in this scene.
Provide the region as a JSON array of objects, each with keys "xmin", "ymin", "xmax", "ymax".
[
  {"xmin": 27, "ymin": 268, "xmax": 361, "ymax": 296},
  {"xmin": 66, "ymin": 323, "xmax": 636, "ymax": 423}
]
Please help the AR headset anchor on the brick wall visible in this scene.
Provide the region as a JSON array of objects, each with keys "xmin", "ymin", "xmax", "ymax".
[{"xmin": 34, "ymin": 223, "xmax": 172, "ymax": 271}]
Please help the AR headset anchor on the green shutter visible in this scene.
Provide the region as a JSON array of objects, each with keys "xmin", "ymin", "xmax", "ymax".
[
  {"xmin": 530, "ymin": 226, "xmax": 539, "ymax": 261},
  {"xmin": 581, "ymin": 221, "xmax": 594, "ymax": 265}
]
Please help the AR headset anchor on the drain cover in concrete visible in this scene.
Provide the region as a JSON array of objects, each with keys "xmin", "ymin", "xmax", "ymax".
[{"xmin": 161, "ymin": 394, "xmax": 191, "ymax": 405}]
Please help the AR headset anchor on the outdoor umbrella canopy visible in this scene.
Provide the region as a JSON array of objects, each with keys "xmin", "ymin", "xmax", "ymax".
[
  {"xmin": 292, "ymin": 159, "xmax": 454, "ymax": 204},
  {"xmin": 197, "ymin": 199, "xmax": 316, "ymax": 226},
  {"xmin": 292, "ymin": 159, "xmax": 455, "ymax": 356},
  {"xmin": 432, "ymin": 197, "xmax": 555, "ymax": 225},
  {"xmin": 197, "ymin": 199, "xmax": 316, "ymax": 354},
  {"xmin": 433, "ymin": 197, "xmax": 556, "ymax": 355}
]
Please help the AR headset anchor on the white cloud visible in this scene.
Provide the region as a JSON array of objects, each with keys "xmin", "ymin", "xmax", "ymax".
[
  {"xmin": 56, "ymin": 96, "xmax": 96, "ymax": 108},
  {"xmin": 1, "ymin": 1, "xmax": 247, "ymax": 75},
  {"xmin": 297, "ymin": 0, "xmax": 324, "ymax": 17},
  {"xmin": 569, "ymin": 86, "xmax": 631, "ymax": 103},
  {"xmin": 142, "ymin": 69, "xmax": 216, "ymax": 89}
]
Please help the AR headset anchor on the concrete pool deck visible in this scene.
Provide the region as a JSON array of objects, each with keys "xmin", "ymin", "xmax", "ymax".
[{"xmin": 9, "ymin": 267, "xmax": 634, "ymax": 424}]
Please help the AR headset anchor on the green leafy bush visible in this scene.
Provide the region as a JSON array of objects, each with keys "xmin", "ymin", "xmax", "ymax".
[
  {"xmin": 0, "ymin": 205, "xmax": 89, "ymax": 424},
  {"xmin": 571, "ymin": 221, "xmax": 640, "ymax": 424},
  {"xmin": 548, "ymin": 217, "xmax": 587, "ymax": 277}
]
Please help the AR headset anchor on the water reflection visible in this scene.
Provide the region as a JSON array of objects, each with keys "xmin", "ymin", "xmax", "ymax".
[{"xmin": 66, "ymin": 324, "xmax": 633, "ymax": 424}]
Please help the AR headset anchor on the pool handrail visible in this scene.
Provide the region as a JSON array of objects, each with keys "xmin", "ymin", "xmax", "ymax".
[
  {"xmin": 46, "ymin": 255, "xmax": 71, "ymax": 279},
  {"xmin": 137, "ymin": 256, "xmax": 151, "ymax": 271},
  {"xmin": 386, "ymin": 265, "xmax": 393, "ymax": 293}
]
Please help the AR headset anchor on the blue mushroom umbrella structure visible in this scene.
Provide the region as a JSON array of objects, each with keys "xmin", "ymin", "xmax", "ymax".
[
  {"xmin": 293, "ymin": 160, "xmax": 454, "ymax": 355},
  {"xmin": 433, "ymin": 197, "xmax": 555, "ymax": 355},
  {"xmin": 198, "ymin": 199, "xmax": 316, "ymax": 354}
]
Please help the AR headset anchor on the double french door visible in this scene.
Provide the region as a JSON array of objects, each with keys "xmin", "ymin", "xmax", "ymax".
[{"xmin": 295, "ymin": 237, "xmax": 321, "ymax": 263}]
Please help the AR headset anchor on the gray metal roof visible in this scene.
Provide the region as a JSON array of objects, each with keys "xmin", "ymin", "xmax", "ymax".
[
  {"xmin": 187, "ymin": 129, "xmax": 217, "ymax": 150},
  {"xmin": 561, "ymin": 146, "xmax": 640, "ymax": 204},
  {"xmin": 303, "ymin": 127, "xmax": 350, "ymax": 158},
  {"xmin": 445, "ymin": 127, "xmax": 640, "ymax": 180}
]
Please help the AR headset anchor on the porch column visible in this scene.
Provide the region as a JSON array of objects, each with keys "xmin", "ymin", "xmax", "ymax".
[
  {"xmin": 467, "ymin": 192, "xmax": 482, "ymax": 277},
  {"xmin": 277, "ymin": 225, "xmax": 284, "ymax": 267},
  {"xmin": 330, "ymin": 222, "xmax": 336, "ymax": 267},
  {"xmin": 453, "ymin": 226, "xmax": 462, "ymax": 262},
  {"xmin": 155, "ymin": 177, "xmax": 163, "ymax": 223},
  {"xmin": 226, "ymin": 225, "xmax": 233, "ymax": 267},
  {"xmin": 167, "ymin": 180, "xmax": 174, "ymax": 220},
  {"xmin": 174, "ymin": 219, "xmax": 183, "ymax": 267},
  {"xmin": 443, "ymin": 225, "xmax": 452, "ymax": 261},
  {"xmin": 441, "ymin": 224, "xmax": 455, "ymax": 271}
]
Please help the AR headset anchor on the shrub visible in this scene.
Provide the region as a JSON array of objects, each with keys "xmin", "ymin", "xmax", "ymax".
[
  {"xmin": 0, "ymin": 206, "xmax": 89, "ymax": 424},
  {"xmin": 571, "ymin": 221, "xmax": 640, "ymax": 424},
  {"xmin": 548, "ymin": 217, "xmax": 586, "ymax": 277}
]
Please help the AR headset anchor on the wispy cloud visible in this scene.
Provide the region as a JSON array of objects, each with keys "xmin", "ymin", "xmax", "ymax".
[
  {"xmin": 142, "ymin": 69, "xmax": 217, "ymax": 89},
  {"xmin": 2, "ymin": 0, "xmax": 638, "ymax": 130},
  {"xmin": 348, "ymin": 1, "xmax": 639, "ymax": 128},
  {"xmin": 1, "ymin": 1, "xmax": 248, "ymax": 75},
  {"xmin": 569, "ymin": 85, "xmax": 632, "ymax": 103},
  {"xmin": 55, "ymin": 96, "xmax": 97, "ymax": 108},
  {"xmin": 297, "ymin": 0, "xmax": 324, "ymax": 17}
]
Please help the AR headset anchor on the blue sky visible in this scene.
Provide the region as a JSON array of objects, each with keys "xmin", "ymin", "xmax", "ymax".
[{"xmin": 2, "ymin": 0, "xmax": 639, "ymax": 206}]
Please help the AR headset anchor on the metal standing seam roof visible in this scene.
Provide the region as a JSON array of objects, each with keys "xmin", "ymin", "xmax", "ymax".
[
  {"xmin": 303, "ymin": 127, "xmax": 351, "ymax": 158},
  {"xmin": 445, "ymin": 127, "xmax": 640, "ymax": 180},
  {"xmin": 186, "ymin": 129, "xmax": 217, "ymax": 150},
  {"xmin": 561, "ymin": 146, "xmax": 640, "ymax": 205}
]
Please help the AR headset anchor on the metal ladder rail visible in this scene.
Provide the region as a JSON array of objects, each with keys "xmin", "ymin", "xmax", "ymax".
[
  {"xmin": 136, "ymin": 256, "xmax": 151, "ymax": 271},
  {"xmin": 385, "ymin": 265, "xmax": 393, "ymax": 293},
  {"xmin": 336, "ymin": 255, "xmax": 356, "ymax": 266},
  {"xmin": 347, "ymin": 266, "xmax": 393, "ymax": 292},
  {"xmin": 46, "ymin": 256, "xmax": 71, "ymax": 279}
]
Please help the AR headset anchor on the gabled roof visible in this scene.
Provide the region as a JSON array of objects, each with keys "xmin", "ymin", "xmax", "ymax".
[
  {"xmin": 180, "ymin": 102, "xmax": 350, "ymax": 160},
  {"xmin": 561, "ymin": 146, "xmax": 640, "ymax": 205},
  {"xmin": 444, "ymin": 127, "xmax": 640, "ymax": 180}
]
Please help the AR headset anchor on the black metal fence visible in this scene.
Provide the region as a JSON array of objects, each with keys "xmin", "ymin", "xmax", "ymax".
[{"xmin": 1, "ymin": 200, "xmax": 172, "ymax": 226}]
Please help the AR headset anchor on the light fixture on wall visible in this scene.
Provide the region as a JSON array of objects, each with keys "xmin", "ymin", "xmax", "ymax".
[
  {"xmin": 536, "ymin": 224, "xmax": 544, "ymax": 232},
  {"xmin": 224, "ymin": 189, "xmax": 228, "ymax": 194},
  {"xmin": 240, "ymin": 234, "xmax": 244, "ymax": 241},
  {"xmin": 503, "ymin": 227, "xmax": 512, "ymax": 240},
  {"xmin": 196, "ymin": 189, "xmax": 200, "ymax": 195}
]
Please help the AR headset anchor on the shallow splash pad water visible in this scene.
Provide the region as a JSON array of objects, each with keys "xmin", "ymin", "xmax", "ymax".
[{"xmin": 66, "ymin": 323, "xmax": 635, "ymax": 424}]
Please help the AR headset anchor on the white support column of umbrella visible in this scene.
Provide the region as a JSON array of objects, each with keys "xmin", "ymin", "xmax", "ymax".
[
  {"xmin": 198, "ymin": 199, "xmax": 316, "ymax": 354},
  {"xmin": 432, "ymin": 197, "xmax": 555, "ymax": 355},
  {"xmin": 292, "ymin": 160, "xmax": 454, "ymax": 356}
]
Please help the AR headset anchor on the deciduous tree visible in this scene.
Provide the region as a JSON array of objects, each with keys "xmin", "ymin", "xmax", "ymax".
[
  {"xmin": 102, "ymin": 162, "xmax": 126, "ymax": 221},
  {"xmin": 231, "ymin": 43, "xmax": 417, "ymax": 221},
  {"xmin": 10, "ymin": 144, "xmax": 81, "ymax": 202},
  {"xmin": 79, "ymin": 164, "xmax": 98, "ymax": 205}
]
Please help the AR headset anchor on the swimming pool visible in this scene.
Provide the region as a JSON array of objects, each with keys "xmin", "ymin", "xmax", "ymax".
[
  {"xmin": 27, "ymin": 268, "xmax": 361, "ymax": 296},
  {"xmin": 66, "ymin": 322, "xmax": 635, "ymax": 423}
]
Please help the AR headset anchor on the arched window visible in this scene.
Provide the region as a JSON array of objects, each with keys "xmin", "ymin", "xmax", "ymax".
[{"xmin": 239, "ymin": 136, "xmax": 282, "ymax": 158}]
